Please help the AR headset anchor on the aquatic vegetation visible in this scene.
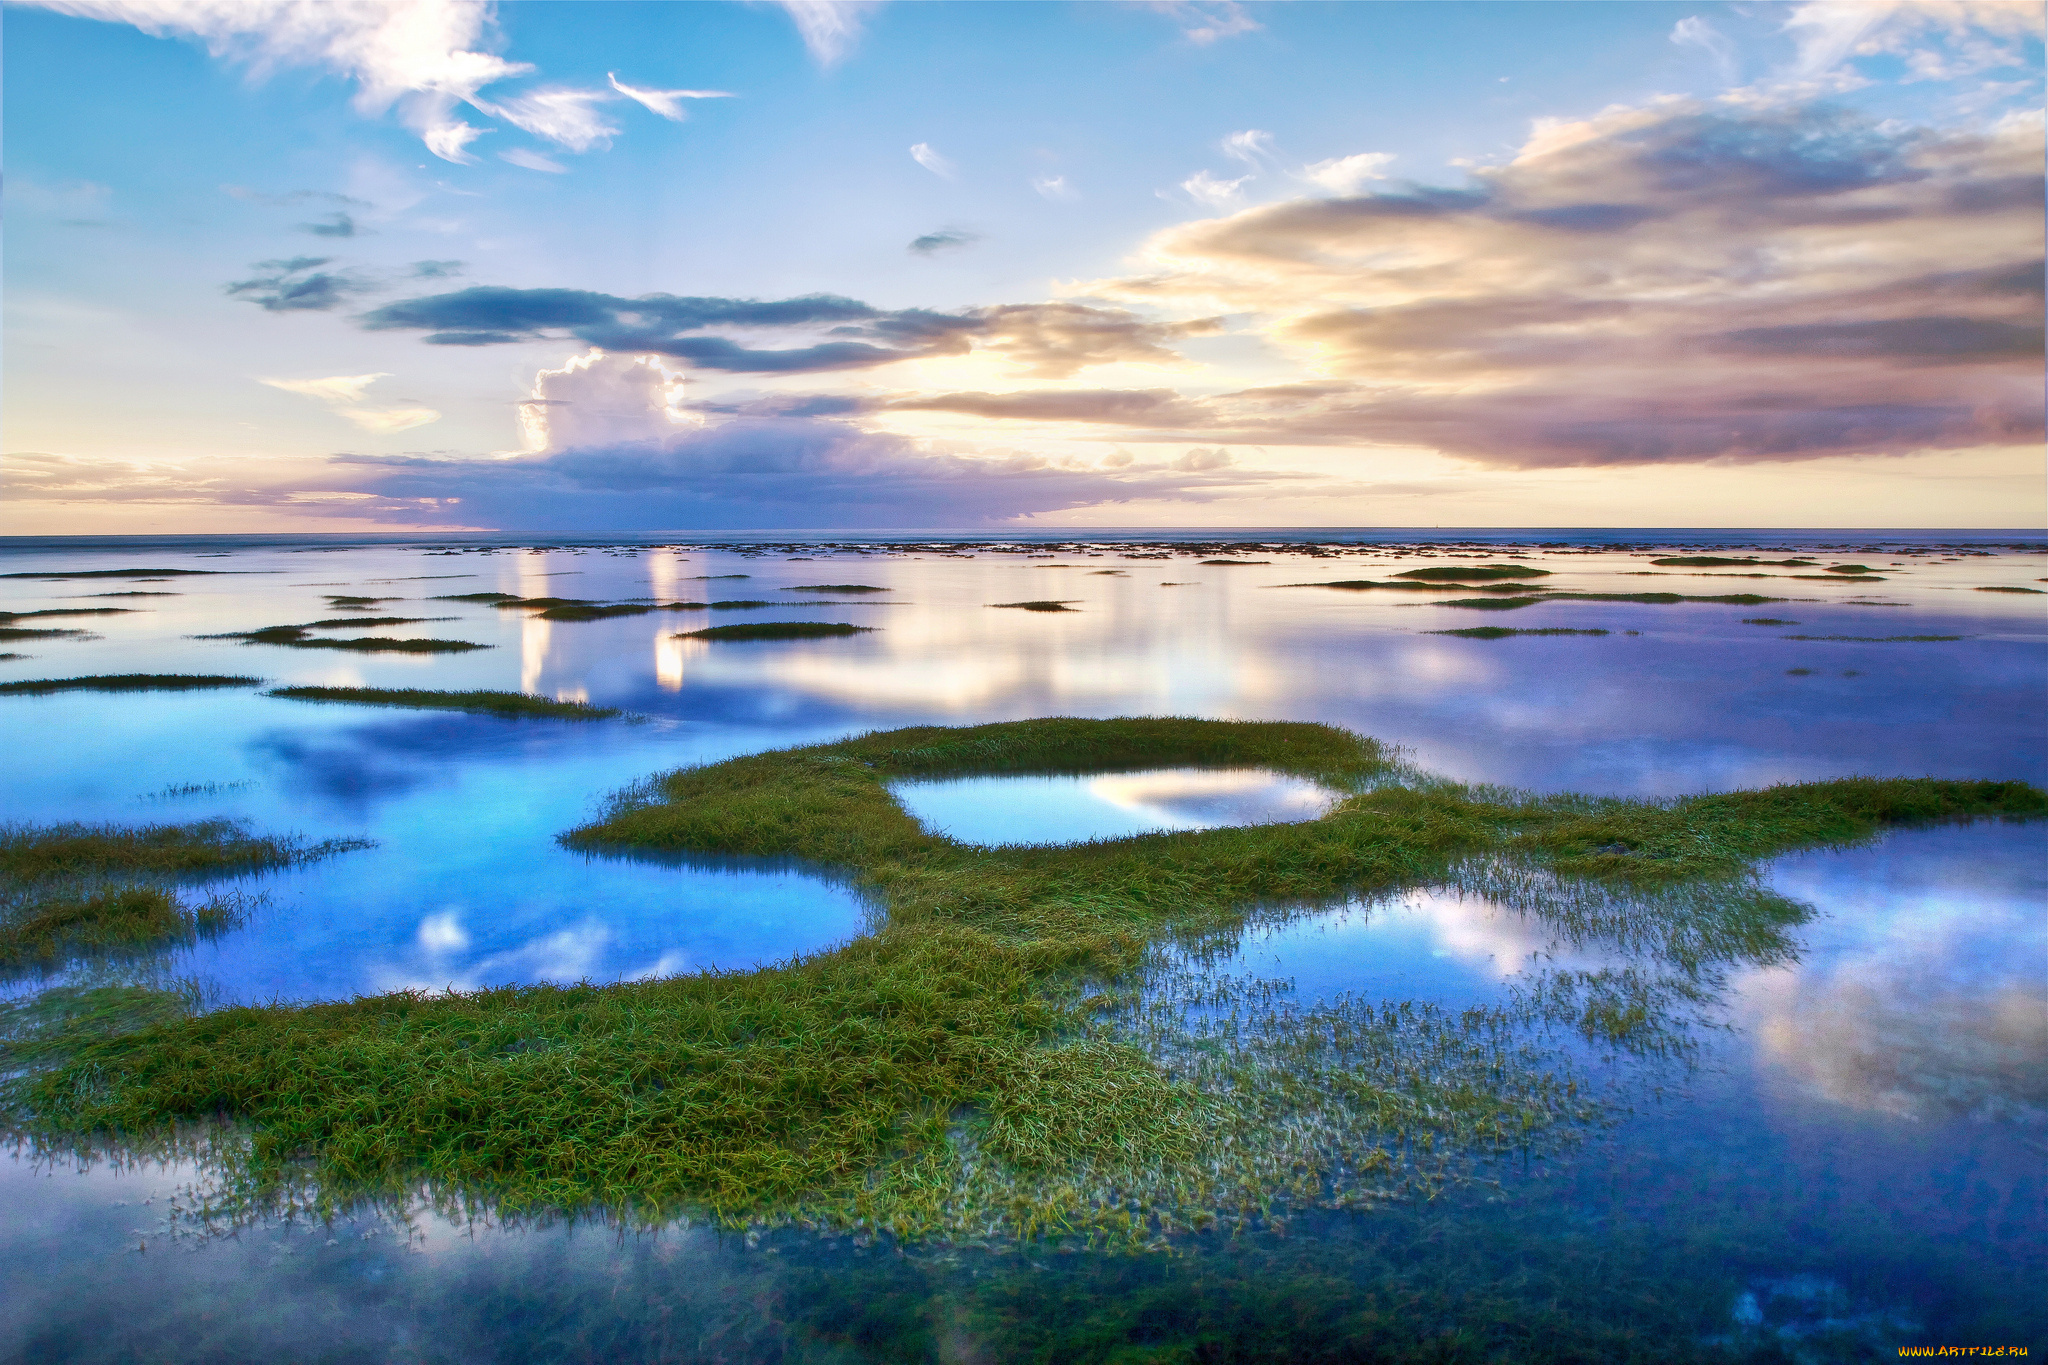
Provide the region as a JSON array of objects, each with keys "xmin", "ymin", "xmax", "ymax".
[
  {"xmin": 0, "ymin": 627, "xmax": 94, "ymax": 642},
  {"xmin": 0, "ymin": 819, "xmax": 371, "ymax": 881},
  {"xmin": 0, "ymin": 886, "xmax": 252, "ymax": 970},
  {"xmin": 146, "ymin": 782, "xmax": 256, "ymax": 799},
  {"xmin": 266, "ymin": 686, "xmax": 622, "ymax": 720},
  {"xmin": 81, "ymin": 591, "xmax": 181, "ymax": 597},
  {"xmin": 677, "ymin": 622, "xmax": 877, "ymax": 641},
  {"xmin": 1426, "ymin": 627, "xmax": 1610, "ymax": 639},
  {"xmin": 324, "ymin": 595, "xmax": 396, "ymax": 607},
  {"xmin": 202, "ymin": 624, "xmax": 490, "ymax": 653},
  {"xmin": 1392, "ymin": 565, "xmax": 1550, "ymax": 581},
  {"xmin": 1787, "ymin": 668, "xmax": 1814, "ymax": 676},
  {"xmin": 1779, "ymin": 635, "xmax": 1966, "ymax": 643},
  {"xmin": 1282, "ymin": 579, "xmax": 1542, "ymax": 594},
  {"xmin": 1977, "ymin": 585, "xmax": 2045, "ymax": 593},
  {"xmin": 1649, "ymin": 556, "xmax": 1816, "ymax": 567},
  {"xmin": 789, "ymin": 584, "xmax": 889, "ymax": 592},
  {"xmin": 0, "ymin": 654, "xmax": 25, "ymax": 663},
  {"xmin": 1826, "ymin": 564, "xmax": 1874, "ymax": 574},
  {"xmin": 0, "ymin": 608, "xmax": 137, "ymax": 621},
  {"xmin": 991, "ymin": 600, "xmax": 1080, "ymax": 611},
  {"xmin": 433, "ymin": 592, "xmax": 526, "ymax": 603},
  {"xmin": 0, "ymin": 568, "xmax": 234, "ymax": 580},
  {"xmin": 6, "ymin": 718, "xmax": 2035, "ymax": 1242},
  {"xmin": 1199, "ymin": 559, "xmax": 1270, "ymax": 565},
  {"xmin": 1741, "ymin": 618, "xmax": 1799, "ymax": 626},
  {"xmin": 0, "ymin": 674, "xmax": 262, "ymax": 697},
  {"xmin": 1792, "ymin": 574, "xmax": 1887, "ymax": 582}
]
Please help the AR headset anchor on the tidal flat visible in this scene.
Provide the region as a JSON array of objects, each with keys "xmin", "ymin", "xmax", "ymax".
[{"xmin": 0, "ymin": 531, "xmax": 2044, "ymax": 1362}]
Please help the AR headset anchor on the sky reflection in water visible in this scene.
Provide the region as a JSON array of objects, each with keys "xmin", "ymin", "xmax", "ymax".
[{"xmin": 1, "ymin": 535, "xmax": 2043, "ymax": 1356}]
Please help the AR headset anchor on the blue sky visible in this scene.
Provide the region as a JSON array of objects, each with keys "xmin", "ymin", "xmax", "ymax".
[{"xmin": 5, "ymin": 0, "xmax": 2043, "ymax": 532}]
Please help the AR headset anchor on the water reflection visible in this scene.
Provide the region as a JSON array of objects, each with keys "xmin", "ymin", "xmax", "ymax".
[{"xmin": 891, "ymin": 766, "xmax": 1340, "ymax": 844}]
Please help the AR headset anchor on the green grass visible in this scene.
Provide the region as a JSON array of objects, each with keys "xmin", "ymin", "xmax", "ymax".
[
  {"xmin": 266, "ymin": 686, "xmax": 622, "ymax": 719},
  {"xmin": 0, "ymin": 886, "xmax": 251, "ymax": 970},
  {"xmin": 677, "ymin": 622, "xmax": 877, "ymax": 641},
  {"xmin": 5, "ymin": 717, "xmax": 2036, "ymax": 1242},
  {"xmin": 991, "ymin": 600, "xmax": 1080, "ymax": 611},
  {"xmin": 0, "ymin": 819, "xmax": 372, "ymax": 881},
  {"xmin": 0, "ymin": 674, "xmax": 261, "ymax": 697},
  {"xmin": 0, "ymin": 608, "xmax": 137, "ymax": 621},
  {"xmin": 1426, "ymin": 628, "xmax": 1610, "ymax": 639},
  {"xmin": 1392, "ymin": 565, "xmax": 1550, "ymax": 581}
]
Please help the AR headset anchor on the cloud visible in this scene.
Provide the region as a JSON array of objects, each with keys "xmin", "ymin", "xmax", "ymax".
[
  {"xmin": 1300, "ymin": 151, "xmax": 1395, "ymax": 195},
  {"xmin": 778, "ymin": 0, "xmax": 885, "ymax": 67},
  {"xmin": 1145, "ymin": 1, "xmax": 1262, "ymax": 46},
  {"xmin": 1181, "ymin": 168, "xmax": 1250, "ymax": 206},
  {"xmin": 299, "ymin": 211, "xmax": 361, "ymax": 237},
  {"xmin": 500, "ymin": 147, "xmax": 568, "ymax": 173},
  {"xmin": 29, "ymin": 0, "xmax": 528, "ymax": 162},
  {"xmin": 262, "ymin": 372, "xmax": 441, "ymax": 434},
  {"xmin": 223, "ymin": 185, "xmax": 372, "ymax": 209},
  {"xmin": 225, "ymin": 256, "xmax": 373, "ymax": 312},
  {"xmin": 1781, "ymin": 0, "xmax": 2044, "ymax": 82},
  {"xmin": 410, "ymin": 259, "xmax": 465, "ymax": 279},
  {"xmin": 359, "ymin": 287, "xmax": 1220, "ymax": 378},
  {"xmin": 606, "ymin": 72, "xmax": 734, "ymax": 121},
  {"xmin": 910, "ymin": 141, "xmax": 957, "ymax": 178},
  {"xmin": 1076, "ymin": 98, "xmax": 2044, "ymax": 467},
  {"xmin": 1220, "ymin": 129, "xmax": 1275, "ymax": 165},
  {"xmin": 1670, "ymin": 15, "xmax": 1738, "ymax": 83},
  {"xmin": 909, "ymin": 227, "xmax": 981, "ymax": 255},
  {"xmin": 1032, "ymin": 174, "xmax": 1077, "ymax": 200},
  {"xmin": 475, "ymin": 86, "xmax": 618, "ymax": 152}
]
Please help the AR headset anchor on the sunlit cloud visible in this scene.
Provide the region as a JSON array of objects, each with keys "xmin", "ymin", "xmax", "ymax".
[
  {"xmin": 1299, "ymin": 151, "xmax": 1395, "ymax": 194},
  {"xmin": 910, "ymin": 141, "xmax": 957, "ymax": 178},
  {"xmin": 261, "ymin": 372, "xmax": 441, "ymax": 434},
  {"xmin": 1181, "ymin": 168, "xmax": 1250, "ymax": 206},
  {"xmin": 606, "ymin": 72, "xmax": 734, "ymax": 121},
  {"xmin": 475, "ymin": 86, "xmax": 619, "ymax": 153}
]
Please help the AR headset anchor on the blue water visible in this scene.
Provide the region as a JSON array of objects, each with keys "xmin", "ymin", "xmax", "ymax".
[{"xmin": 2, "ymin": 531, "xmax": 2043, "ymax": 1361}]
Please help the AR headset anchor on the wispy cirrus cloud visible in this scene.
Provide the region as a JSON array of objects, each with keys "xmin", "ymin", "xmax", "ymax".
[
  {"xmin": 606, "ymin": 72, "xmax": 734, "ymax": 120},
  {"xmin": 778, "ymin": 0, "xmax": 885, "ymax": 67},
  {"xmin": 260, "ymin": 372, "xmax": 440, "ymax": 433},
  {"xmin": 910, "ymin": 141, "xmax": 957, "ymax": 179}
]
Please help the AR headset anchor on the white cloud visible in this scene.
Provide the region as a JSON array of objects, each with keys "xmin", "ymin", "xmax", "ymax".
[
  {"xmin": 27, "ymin": 0, "xmax": 529, "ymax": 163},
  {"xmin": 1671, "ymin": 15, "xmax": 1738, "ymax": 82},
  {"xmin": 262, "ymin": 371, "xmax": 441, "ymax": 433},
  {"xmin": 1181, "ymin": 168, "xmax": 1250, "ymax": 206},
  {"xmin": 778, "ymin": 0, "xmax": 885, "ymax": 67},
  {"xmin": 1300, "ymin": 151, "xmax": 1395, "ymax": 194},
  {"xmin": 1782, "ymin": 0, "xmax": 2044, "ymax": 81},
  {"xmin": 1220, "ymin": 129, "xmax": 1275, "ymax": 164},
  {"xmin": 1033, "ymin": 174, "xmax": 1076, "ymax": 200},
  {"xmin": 1147, "ymin": 1, "xmax": 1262, "ymax": 46},
  {"xmin": 910, "ymin": 141, "xmax": 957, "ymax": 178},
  {"xmin": 417, "ymin": 911, "xmax": 470, "ymax": 953},
  {"xmin": 606, "ymin": 72, "xmax": 734, "ymax": 121},
  {"xmin": 475, "ymin": 86, "xmax": 618, "ymax": 153},
  {"xmin": 500, "ymin": 147, "xmax": 568, "ymax": 173}
]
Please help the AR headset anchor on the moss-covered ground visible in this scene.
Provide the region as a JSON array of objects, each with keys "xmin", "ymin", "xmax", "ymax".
[
  {"xmin": 2, "ymin": 718, "xmax": 2037, "ymax": 1246},
  {"xmin": 266, "ymin": 686, "xmax": 622, "ymax": 719}
]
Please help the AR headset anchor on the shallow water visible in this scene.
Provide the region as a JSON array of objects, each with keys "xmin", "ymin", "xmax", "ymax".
[{"xmin": 2, "ymin": 531, "xmax": 2044, "ymax": 1361}]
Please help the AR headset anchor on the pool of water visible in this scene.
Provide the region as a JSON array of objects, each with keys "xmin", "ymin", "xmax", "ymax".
[
  {"xmin": 890, "ymin": 766, "xmax": 1340, "ymax": 844},
  {"xmin": 2, "ymin": 532, "xmax": 2043, "ymax": 1361}
]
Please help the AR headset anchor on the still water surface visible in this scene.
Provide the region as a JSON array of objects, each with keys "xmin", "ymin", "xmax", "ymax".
[{"xmin": 1, "ymin": 532, "xmax": 2042, "ymax": 1361}]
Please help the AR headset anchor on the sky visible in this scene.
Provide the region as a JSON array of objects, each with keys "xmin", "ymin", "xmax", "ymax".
[{"xmin": 3, "ymin": 0, "xmax": 2043, "ymax": 533}]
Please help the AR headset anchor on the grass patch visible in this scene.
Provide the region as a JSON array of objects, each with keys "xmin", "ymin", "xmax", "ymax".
[
  {"xmin": 0, "ymin": 819, "xmax": 371, "ymax": 881},
  {"xmin": 0, "ymin": 627, "xmax": 93, "ymax": 642},
  {"xmin": 1198, "ymin": 559, "xmax": 1269, "ymax": 565},
  {"xmin": 1779, "ymin": 634, "xmax": 1966, "ymax": 643},
  {"xmin": 1791, "ymin": 575, "xmax": 1886, "ymax": 582},
  {"xmin": 991, "ymin": 600, "xmax": 1080, "ymax": 612},
  {"xmin": 0, "ymin": 568, "xmax": 235, "ymax": 580},
  {"xmin": 1426, "ymin": 628, "xmax": 1610, "ymax": 639},
  {"xmin": 82, "ymin": 591, "xmax": 180, "ymax": 597},
  {"xmin": 1648, "ymin": 556, "xmax": 1815, "ymax": 568},
  {"xmin": 434, "ymin": 592, "xmax": 526, "ymax": 603},
  {"xmin": 789, "ymin": 584, "xmax": 888, "ymax": 592},
  {"xmin": 0, "ymin": 654, "xmax": 26, "ymax": 662},
  {"xmin": 1392, "ymin": 565, "xmax": 1551, "ymax": 581},
  {"xmin": 1825, "ymin": 564, "xmax": 1874, "ymax": 574},
  {"xmin": 1978, "ymin": 585, "xmax": 2045, "ymax": 593},
  {"xmin": 5, "ymin": 717, "xmax": 2036, "ymax": 1242},
  {"xmin": 0, "ymin": 608, "xmax": 137, "ymax": 622},
  {"xmin": 676, "ymin": 622, "xmax": 876, "ymax": 641},
  {"xmin": 1741, "ymin": 618, "xmax": 1799, "ymax": 626},
  {"xmin": 0, "ymin": 674, "xmax": 261, "ymax": 697},
  {"xmin": 0, "ymin": 886, "xmax": 252, "ymax": 970},
  {"xmin": 203, "ymin": 624, "xmax": 490, "ymax": 653},
  {"xmin": 1283, "ymin": 580, "xmax": 1542, "ymax": 594},
  {"xmin": 266, "ymin": 686, "xmax": 622, "ymax": 720}
]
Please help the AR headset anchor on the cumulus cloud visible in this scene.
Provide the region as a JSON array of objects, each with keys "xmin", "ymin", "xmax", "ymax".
[
  {"xmin": 606, "ymin": 72, "xmax": 734, "ymax": 121},
  {"xmin": 359, "ymin": 286, "xmax": 1221, "ymax": 378},
  {"xmin": 778, "ymin": 0, "xmax": 884, "ymax": 67},
  {"xmin": 1078, "ymin": 98, "xmax": 2045, "ymax": 467},
  {"xmin": 909, "ymin": 227, "xmax": 981, "ymax": 255},
  {"xmin": 334, "ymin": 351, "xmax": 1281, "ymax": 530},
  {"xmin": 910, "ymin": 142, "xmax": 957, "ymax": 178},
  {"xmin": 1300, "ymin": 151, "xmax": 1395, "ymax": 195},
  {"xmin": 29, "ymin": 0, "xmax": 526, "ymax": 162},
  {"xmin": 226, "ymin": 256, "xmax": 374, "ymax": 312}
]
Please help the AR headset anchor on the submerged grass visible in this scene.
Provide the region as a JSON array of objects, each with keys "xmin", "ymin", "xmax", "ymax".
[
  {"xmin": 0, "ymin": 568, "xmax": 234, "ymax": 580},
  {"xmin": 265, "ymin": 686, "xmax": 622, "ymax": 720},
  {"xmin": 677, "ymin": 622, "xmax": 876, "ymax": 641},
  {"xmin": 0, "ymin": 886, "xmax": 253, "ymax": 970},
  {"xmin": 0, "ymin": 674, "xmax": 262, "ymax": 697},
  {"xmin": 4, "ymin": 717, "xmax": 2038, "ymax": 1243},
  {"xmin": 0, "ymin": 820, "xmax": 371, "ymax": 881}
]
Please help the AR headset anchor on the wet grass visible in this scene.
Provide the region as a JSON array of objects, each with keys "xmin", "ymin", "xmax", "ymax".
[
  {"xmin": 1283, "ymin": 580, "xmax": 1543, "ymax": 594},
  {"xmin": 0, "ymin": 627, "xmax": 94, "ymax": 642},
  {"xmin": 1435, "ymin": 592, "xmax": 1787, "ymax": 611},
  {"xmin": 677, "ymin": 622, "xmax": 877, "ymax": 641},
  {"xmin": 0, "ymin": 820, "xmax": 372, "ymax": 881},
  {"xmin": 1791, "ymin": 574, "xmax": 1886, "ymax": 582},
  {"xmin": 266, "ymin": 686, "xmax": 622, "ymax": 720},
  {"xmin": 1426, "ymin": 627, "xmax": 1610, "ymax": 639},
  {"xmin": 203, "ymin": 624, "xmax": 490, "ymax": 653},
  {"xmin": 82, "ymin": 591, "xmax": 180, "ymax": 597},
  {"xmin": 5, "ymin": 717, "xmax": 2036, "ymax": 1242},
  {"xmin": 991, "ymin": 601, "xmax": 1080, "ymax": 611},
  {"xmin": 0, "ymin": 886, "xmax": 253, "ymax": 970},
  {"xmin": 0, "ymin": 674, "xmax": 262, "ymax": 697},
  {"xmin": 1199, "ymin": 559, "xmax": 1269, "ymax": 565},
  {"xmin": 0, "ymin": 608, "xmax": 138, "ymax": 621},
  {"xmin": 1392, "ymin": 565, "xmax": 1550, "ymax": 581}
]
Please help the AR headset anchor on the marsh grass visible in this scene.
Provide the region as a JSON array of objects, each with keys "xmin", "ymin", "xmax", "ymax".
[
  {"xmin": 0, "ymin": 674, "xmax": 262, "ymax": 697},
  {"xmin": 1393, "ymin": 565, "xmax": 1550, "ymax": 581},
  {"xmin": 0, "ymin": 628, "xmax": 94, "ymax": 642},
  {"xmin": 1791, "ymin": 575, "xmax": 1886, "ymax": 582},
  {"xmin": 203, "ymin": 624, "xmax": 489, "ymax": 653},
  {"xmin": 991, "ymin": 601, "xmax": 1080, "ymax": 611},
  {"xmin": 0, "ymin": 886, "xmax": 257, "ymax": 971},
  {"xmin": 0, "ymin": 608, "xmax": 137, "ymax": 621},
  {"xmin": 1741, "ymin": 618, "xmax": 1799, "ymax": 626},
  {"xmin": 266, "ymin": 686, "xmax": 622, "ymax": 720},
  {"xmin": 790, "ymin": 584, "xmax": 888, "ymax": 592},
  {"xmin": 0, "ymin": 654, "xmax": 26, "ymax": 662},
  {"xmin": 1426, "ymin": 627, "xmax": 1610, "ymax": 639},
  {"xmin": 677, "ymin": 622, "xmax": 876, "ymax": 641},
  {"xmin": 0, "ymin": 820, "xmax": 371, "ymax": 881},
  {"xmin": 1283, "ymin": 580, "xmax": 1543, "ymax": 594},
  {"xmin": 0, "ymin": 569, "xmax": 236, "ymax": 580},
  {"xmin": 1978, "ymin": 586, "xmax": 2045, "ymax": 593},
  {"xmin": 6, "ymin": 717, "xmax": 2036, "ymax": 1245},
  {"xmin": 1649, "ymin": 557, "xmax": 1815, "ymax": 568}
]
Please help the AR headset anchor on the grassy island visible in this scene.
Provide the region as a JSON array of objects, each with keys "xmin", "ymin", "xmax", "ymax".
[
  {"xmin": 266, "ymin": 686, "xmax": 623, "ymax": 719},
  {"xmin": 0, "ymin": 674, "xmax": 261, "ymax": 697},
  {"xmin": 2, "ymin": 717, "xmax": 2038, "ymax": 1244}
]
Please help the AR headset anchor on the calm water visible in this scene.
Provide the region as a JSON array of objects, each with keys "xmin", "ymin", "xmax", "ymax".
[{"xmin": 2, "ymin": 532, "xmax": 2043, "ymax": 1361}]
